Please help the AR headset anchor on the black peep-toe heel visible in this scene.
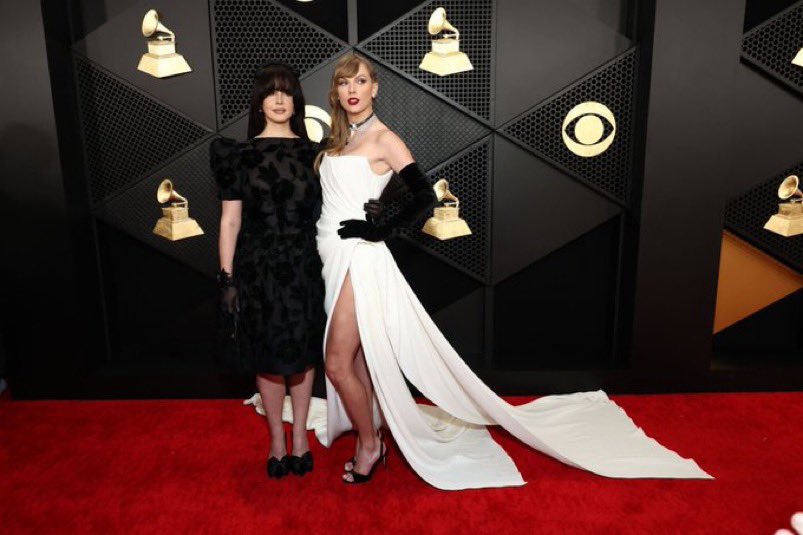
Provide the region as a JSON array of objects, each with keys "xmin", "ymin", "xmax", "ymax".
[{"xmin": 344, "ymin": 439, "xmax": 387, "ymax": 485}]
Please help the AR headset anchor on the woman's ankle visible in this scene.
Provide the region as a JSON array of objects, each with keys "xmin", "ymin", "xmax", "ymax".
[{"xmin": 269, "ymin": 429, "xmax": 287, "ymax": 457}]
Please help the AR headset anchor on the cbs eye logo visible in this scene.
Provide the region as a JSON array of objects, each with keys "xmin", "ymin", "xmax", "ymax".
[
  {"xmin": 561, "ymin": 102, "xmax": 616, "ymax": 157},
  {"xmin": 304, "ymin": 105, "xmax": 332, "ymax": 142}
]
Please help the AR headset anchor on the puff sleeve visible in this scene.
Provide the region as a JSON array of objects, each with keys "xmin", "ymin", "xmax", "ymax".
[{"xmin": 210, "ymin": 137, "xmax": 243, "ymax": 200}]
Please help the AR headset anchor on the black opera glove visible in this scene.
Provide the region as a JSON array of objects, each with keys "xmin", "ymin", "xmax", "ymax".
[
  {"xmin": 363, "ymin": 198, "xmax": 385, "ymax": 223},
  {"xmin": 337, "ymin": 219, "xmax": 392, "ymax": 242},
  {"xmin": 338, "ymin": 162, "xmax": 436, "ymax": 242}
]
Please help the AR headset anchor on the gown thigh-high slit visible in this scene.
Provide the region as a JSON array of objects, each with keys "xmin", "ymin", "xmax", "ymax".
[{"xmin": 315, "ymin": 154, "xmax": 711, "ymax": 490}]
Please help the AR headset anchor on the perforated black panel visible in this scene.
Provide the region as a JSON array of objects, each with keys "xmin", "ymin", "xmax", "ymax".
[
  {"xmin": 725, "ymin": 161, "xmax": 803, "ymax": 273},
  {"xmin": 361, "ymin": 0, "xmax": 494, "ymax": 121},
  {"xmin": 742, "ymin": 2, "xmax": 803, "ymax": 96},
  {"xmin": 94, "ymin": 140, "xmax": 221, "ymax": 276},
  {"xmin": 212, "ymin": 0, "xmax": 348, "ymax": 126},
  {"xmin": 390, "ymin": 139, "xmax": 491, "ymax": 283},
  {"xmin": 75, "ymin": 58, "xmax": 211, "ymax": 204},
  {"xmin": 373, "ymin": 63, "xmax": 490, "ymax": 171},
  {"xmin": 501, "ymin": 48, "xmax": 638, "ymax": 204}
]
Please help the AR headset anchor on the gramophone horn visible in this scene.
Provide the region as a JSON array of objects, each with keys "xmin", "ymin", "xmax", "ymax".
[
  {"xmin": 428, "ymin": 7, "xmax": 459, "ymax": 38},
  {"xmin": 433, "ymin": 179, "xmax": 449, "ymax": 202},
  {"xmin": 156, "ymin": 179, "xmax": 187, "ymax": 205},
  {"xmin": 432, "ymin": 178, "xmax": 458, "ymax": 206},
  {"xmin": 778, "ymin": 175, "xmax": 803, "ymax": 202},
  {"xmin": 428, "ymin": 7, "xmax": 446, "ymax": 34},
  {"xmin": 142, "ymin": 9, "xmax": 174, "ymax": 39},
  {"xmin": 142, "ymin": 9, "xmax": 159, "ymax": 36}
]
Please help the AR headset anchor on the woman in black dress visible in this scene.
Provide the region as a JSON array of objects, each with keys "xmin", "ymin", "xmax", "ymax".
[{"xmin": 211, "ymin": 62, "xmax": 324, "ymax": 479}]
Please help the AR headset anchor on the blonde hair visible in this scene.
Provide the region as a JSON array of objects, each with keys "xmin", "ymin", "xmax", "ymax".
[{"xmin": 315, "ymin": 54, "xmax": 378, "ymax": 172}]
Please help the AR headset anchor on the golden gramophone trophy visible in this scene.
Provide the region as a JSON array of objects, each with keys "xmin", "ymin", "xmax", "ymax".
[
  {"xmin": 137, "ymin": 9, "xmax": 192, "ymax": 78},
  {"xmin": 422, "ymin": 179, "xmax": 472, "ymax": 240},
  {"xmin": 153, "ymin": 179, "xmax": 204, "ymax": 241},
  {"xmin": 764, "ymin": 175, "xmax": 803, "ymax": 237},
  {"xmin": 419, "ymin": 7, "xmax": 473, "ymax": 77}
]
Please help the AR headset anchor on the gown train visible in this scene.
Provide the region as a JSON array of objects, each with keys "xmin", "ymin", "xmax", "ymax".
[{"xmin": 250, "ymin": 154, "xmax": 711, "ymax": 490}]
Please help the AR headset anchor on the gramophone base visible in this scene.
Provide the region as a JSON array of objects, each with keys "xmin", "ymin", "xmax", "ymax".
[
  {"xmin": 153, "ymin": 217, "xmax": 204, "ymax": 241},
  {"xmin": 419, "ymin": 51, "xmax": 473, "ymax": 77},
  {"xmin": 422, "ymin": 217, "xmax": 472, "ymax": 240},
  {"xmin": 764, "ymin": 214, "xmax": 803, "ymax": 237},
  {"xmin": 138, "ymin": 53, "xmax": 192, "ymax": 78}
]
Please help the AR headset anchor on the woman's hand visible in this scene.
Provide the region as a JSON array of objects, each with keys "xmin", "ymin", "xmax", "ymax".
[{"xmin": 217, "ymin": 269, "xmax": 239, "ymax": 314}]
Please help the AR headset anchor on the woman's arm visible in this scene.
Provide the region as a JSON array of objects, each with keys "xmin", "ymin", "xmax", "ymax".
[
  {"xmin": 338, "ymin": 130, "xmax": 436, "ymax": 242},
  {"xmin": 378, "ymin": 130, "xmax": 415, "ymax": 173},
  {"xmin": 219, "ymin": 200, "xmax": 242, "ymax": 274}
]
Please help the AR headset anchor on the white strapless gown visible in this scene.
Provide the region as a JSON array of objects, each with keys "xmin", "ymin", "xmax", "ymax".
[{"xmin": 308, "ymin": 154, "xmax": 710, "ymax": 489}]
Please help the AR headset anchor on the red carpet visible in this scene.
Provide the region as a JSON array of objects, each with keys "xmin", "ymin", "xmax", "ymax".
[{"xmin": 2, "ymin": 393, "xmax": 802, "ymax": 534}]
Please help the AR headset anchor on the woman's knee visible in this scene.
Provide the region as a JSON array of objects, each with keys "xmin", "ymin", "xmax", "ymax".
[{"xmin": 325, "ymin": 351, "xmax": 352, "ymax": 384}]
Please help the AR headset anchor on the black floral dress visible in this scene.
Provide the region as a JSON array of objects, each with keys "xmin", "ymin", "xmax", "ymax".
[{"xmin": 210, "ymin": 136, "xmax": 325, "ymax": 375}]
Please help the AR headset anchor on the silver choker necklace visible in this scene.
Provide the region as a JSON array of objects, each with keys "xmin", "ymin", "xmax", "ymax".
[{"xmin": 348, "ymin": 112, "xmax": 376, "ymax": 134}]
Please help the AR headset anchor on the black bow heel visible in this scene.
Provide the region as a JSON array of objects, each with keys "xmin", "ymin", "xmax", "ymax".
[
  {"xmin": 267, "ymin": 455, "xmax": 290, "ymax": 479},
  {"xmin": 288, "ymin": 451, "xmax": 314, "ymax": 476},
  {"xmin": 267, "ymin": 431, "xmax": 289, "ymax": 479}
]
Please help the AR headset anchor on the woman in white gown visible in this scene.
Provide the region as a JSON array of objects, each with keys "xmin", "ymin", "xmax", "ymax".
[{"xmin": 315, "ymin": 53, "xmax": 711, "ymax": 488}]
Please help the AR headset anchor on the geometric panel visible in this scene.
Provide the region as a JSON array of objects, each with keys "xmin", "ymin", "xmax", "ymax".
[
  {"xmin": 431, "ymin": 288, "xmax": 485, "ymax": 368},
  {"xmin": 72, "ymin": 0, "xmax": 217, "ymax": 129},
  {"xmin": 373, "ymin": 63, "xmax": 491, "ymax": 171},
  {"xmin": 744, "ymin": 0, "xmax": 801, "ymax": 32},
  {"xmin": 724, "ymin": 160, "xmax": 803, "ymax": 273},
  {"xmin": 714, "ymin": 231, "xmax": 803, "ymax": 333},
  {"xmin": 211, "ymin": 0, "xmax": 348, "ymax": 126},
  {"xmin": 491, "ymin": 135, "xmax": 621, "ymax": 284},
  {"xmin": 75, "ymin": 57, "xmax": 211, "ymax": 204},
  {"xmin": 500, "ymin": 47, "xmax": 638, "ymax": 204},
  {"xmin": 94, "ymin": 140, "xmax": 220, "ymax": 277},
  {"xmin": 742, "ymin": 1, "xmax": 803, "ymax": 97},
  {"xmin": 401, "ymin": 138, "xmax": 493, "ymax": 283},
  {"xmin": 360, "ymin": 0, "xmax": 494, "ymax": 122},
  {"xmin": 493, "ymin": 0, "xmax": 632, "ymax": 126},
  {"xmin": 357, "ymin": 0, "xmax": 430, "ymax": 42},
  {"xmin": 275, "ymin": 0, "xmax": 349, "ymax": 42},
  {"xmin": 492, "ymin": 217, "xmax": 620, "ymax": 370}
]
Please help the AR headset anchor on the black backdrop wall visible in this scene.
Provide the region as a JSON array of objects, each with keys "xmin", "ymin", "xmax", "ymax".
[{"xmin": 2, "ymin": 0, "xmax": 801, "ymax": 398}]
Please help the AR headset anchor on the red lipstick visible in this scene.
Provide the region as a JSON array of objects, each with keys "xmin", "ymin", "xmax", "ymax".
[{"xmin": 348, "ymin": 98, "xmax": 359, "ymax": 105}]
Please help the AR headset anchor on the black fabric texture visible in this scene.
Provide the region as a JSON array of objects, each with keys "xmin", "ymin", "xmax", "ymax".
[{"xmin": 210, "ymin": 136, "xmax": 325, "ymax": 375}]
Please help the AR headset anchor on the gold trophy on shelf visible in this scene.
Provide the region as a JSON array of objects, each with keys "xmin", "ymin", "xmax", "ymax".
[
  {"xmin": 153, "ymin": 179, "xmax": 204, "ymax": 241},
  {"xmin": 137, "ymin": 9, "xmax": 192, "ymax": 78},
  {"xmin": 764, "ymin": 174, "xmax": 803, "ymax": 237},
  {"xmin": 419, "ymin": 7, "xmax": 473, "ymax": 76},
  {"xmin": 422, "ymin": 179, "xmax": 472, "ymax": 240}
]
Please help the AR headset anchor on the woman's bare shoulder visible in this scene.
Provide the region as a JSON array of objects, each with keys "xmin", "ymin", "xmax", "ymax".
[{"xmin": 375, "ymin": 127, "xmax": 407, "ymax": 151}]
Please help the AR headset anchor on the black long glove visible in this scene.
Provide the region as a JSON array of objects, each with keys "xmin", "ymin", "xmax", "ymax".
[
  {"xmin": 363, "ymin": 199, "xmax": 385, "ymax": 223},
  {"xmin": 338, "ymin": 162, "xmax": 436, "ymax": 242}
]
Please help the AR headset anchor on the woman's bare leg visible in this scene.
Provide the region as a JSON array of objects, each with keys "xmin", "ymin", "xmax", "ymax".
[
  {"xmin": 346, "ymin": 347, "xmax": 374, "ymax": 470},
  {"xmin": 288, "ymin": 366, "xmax": 314, "ymax": 455},
  {"xmin": 256, "ymin": 373, "xmax": 287, "ymax": 459},
  {"xmin": 324, "ymin": 273, "xmax": 380, "ymax": 480}
]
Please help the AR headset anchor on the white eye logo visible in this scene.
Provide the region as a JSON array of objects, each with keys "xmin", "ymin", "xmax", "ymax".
[
  {"xmin": 561, "ymin": 102, "xmax": 616, "ymax": 157},
  {"xmin": 304, "ymin": 105, "xmax": 331, "ymax": 142}
]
